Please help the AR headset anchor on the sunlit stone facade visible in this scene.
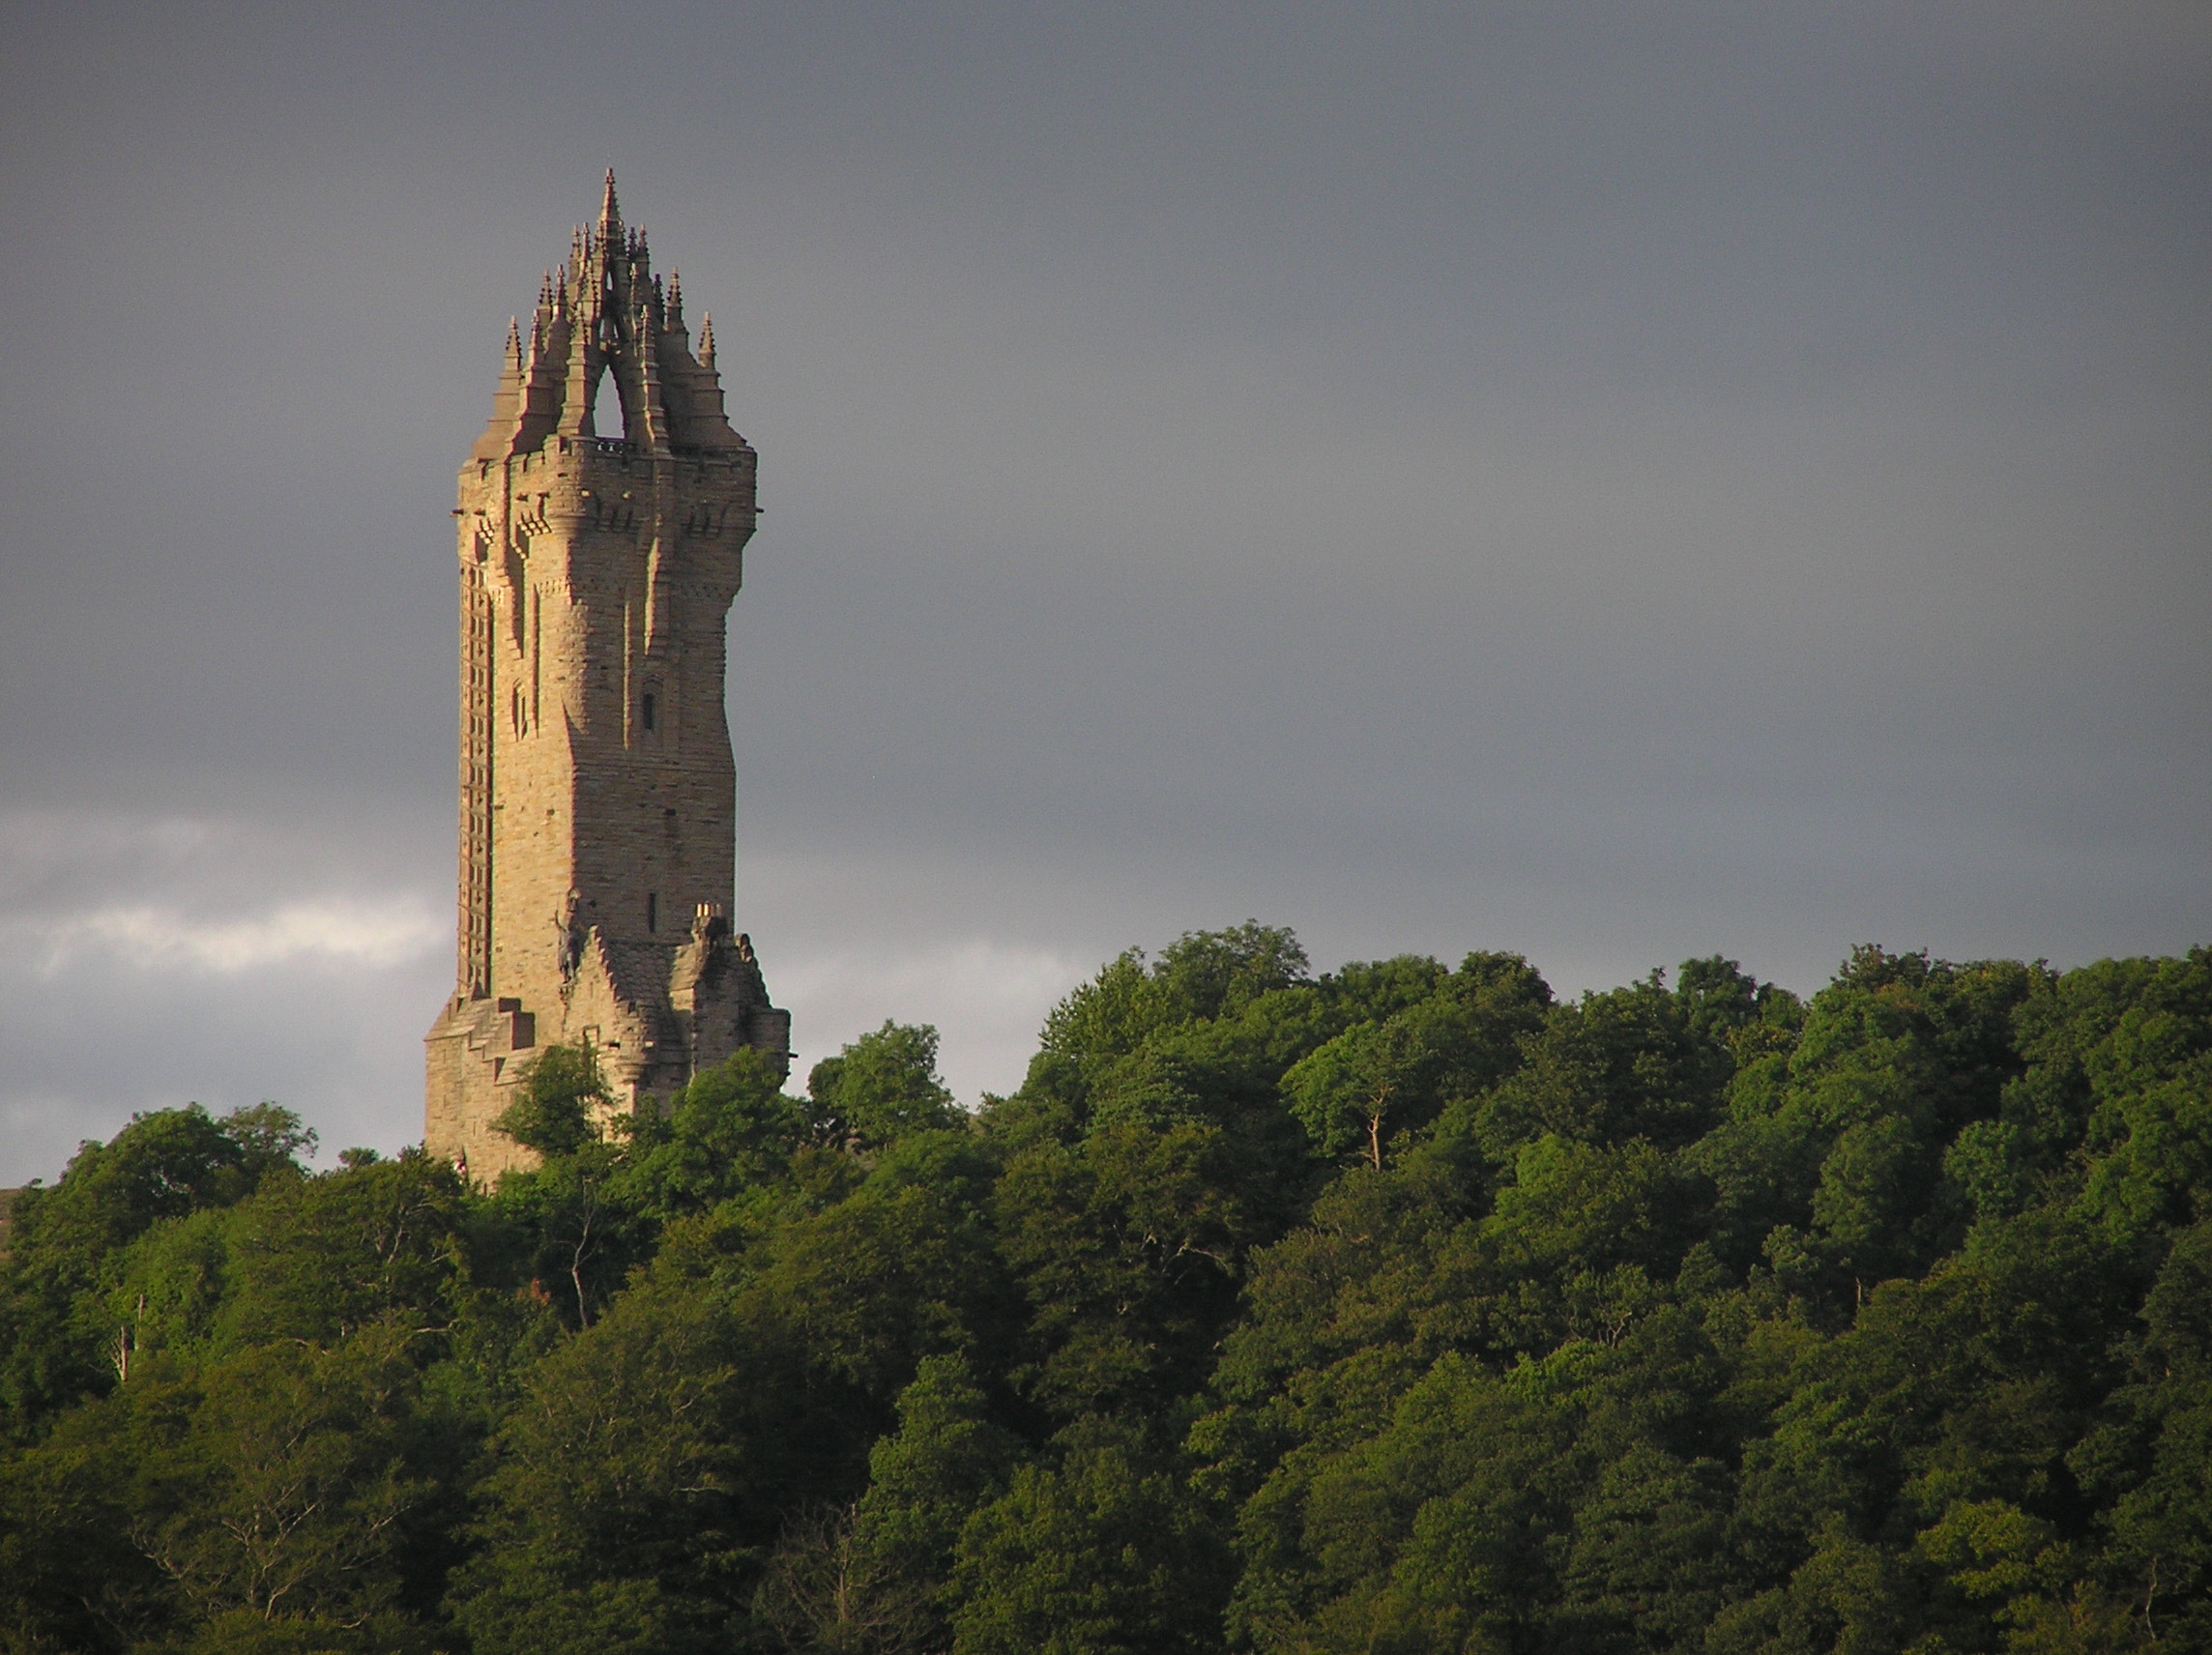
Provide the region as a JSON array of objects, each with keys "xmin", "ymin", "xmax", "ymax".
[{"xmin": 425, "ymin": 175, "xmax": 788, "ymax": 1179}]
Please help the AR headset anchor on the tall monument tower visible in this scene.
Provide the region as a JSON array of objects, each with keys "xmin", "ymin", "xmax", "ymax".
[{"xmin": 426, "ymin": 174, "xmax": 788, "ymax": 1178}]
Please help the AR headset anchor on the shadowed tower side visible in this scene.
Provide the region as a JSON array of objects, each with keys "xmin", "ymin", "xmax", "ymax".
[{"xmin": 425, "ymin": 173, "xmax": 789, "ymax": 1180}]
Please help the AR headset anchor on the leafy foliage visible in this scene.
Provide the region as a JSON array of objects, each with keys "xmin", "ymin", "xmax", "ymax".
[{"xmin": 3, "ymin": 940, "xmax": 2210, "ymax": 1653}]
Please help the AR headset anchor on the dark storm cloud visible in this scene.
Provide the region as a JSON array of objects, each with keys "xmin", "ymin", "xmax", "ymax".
[{"xmin": 1, "ymin": 0, "xmax": 2205, "ymax": 1180}]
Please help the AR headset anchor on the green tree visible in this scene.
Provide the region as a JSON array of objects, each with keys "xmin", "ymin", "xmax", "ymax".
[
  {"xmin": 495, "ymin": 1043, "xmax": 612, "ymax": 1159},
  {"xmin": 858, "ymin": 1353, "xmax": 1023, "ymax": 1602},
  {"xmin": 1029, "ymin": 924, "xmax": 1313, "ymax": 1121},
  {"xmin": 214, "ymin": 1149, "xmax": 474, "ymax": 1349},
  {"xmin": 951, "ymin": 1417, "xmax": 1228, "ymax": 1655},
  {"xmin": 0, "ymin": 1326, "xmax": 451, "ymax": 1653},
  {"xmin": 492, "ymin": 1043, "xmax": 643, "ymax": 1328},
  {"xmin": 6, "ymin": 936, "xmax": 2208, "ymax": 1654},
  {"xmin": 751, "ymin": 1355, "xmax": 1025, "ymax": 1653},
  {"xmin": 620, "ymin": 1047, "xmax": 810, "ymax": 1221},
  {"xmin": 995, "ymin": 1118, "xmax": 1255, "ymax": 1418},
  {"xmin": 1283, "ymin": 952, "xmax": 1549, "ymax": 1168},
  {"xmin": 449, "ymin": 1261, "xmax": 771, "ymax": 1655},
  {"xmin": 0, "ymin": 1103, "xmax": 313, "ymax": 1433},
  {"xmin": 808, "ymin": 1023, "xmax": 961, "ymax": 1151}
]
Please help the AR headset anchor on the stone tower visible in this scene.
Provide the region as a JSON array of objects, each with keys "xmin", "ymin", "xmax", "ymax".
[{"xmin": 425, "ymin": 174, "xmax": 788, "ymax": 1179}]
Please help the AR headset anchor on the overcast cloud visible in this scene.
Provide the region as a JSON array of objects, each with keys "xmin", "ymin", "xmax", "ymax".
[{"xmin": 0, "ymin": 0, "xmax": 2205, "ymax": 1182}]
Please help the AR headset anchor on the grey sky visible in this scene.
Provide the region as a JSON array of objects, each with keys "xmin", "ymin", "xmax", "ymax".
[{"xmin": 1, "ymin": 0, "xmax": 2205, "ymax": 1181}]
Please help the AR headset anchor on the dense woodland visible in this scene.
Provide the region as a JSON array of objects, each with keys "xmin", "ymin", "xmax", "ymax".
[{"xmin": 2, "ymin": 926, "xmax": 2209, "ymax": 1654}]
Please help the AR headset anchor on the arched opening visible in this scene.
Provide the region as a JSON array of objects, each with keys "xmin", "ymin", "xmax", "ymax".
[{"xmin": 591, "ymin": 368, "xmax": 625, "ymax": 439}]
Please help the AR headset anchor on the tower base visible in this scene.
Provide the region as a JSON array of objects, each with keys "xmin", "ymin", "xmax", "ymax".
[{"xmin": 425, "ymin": 916, "xmax": 788, "ymax": 1182}]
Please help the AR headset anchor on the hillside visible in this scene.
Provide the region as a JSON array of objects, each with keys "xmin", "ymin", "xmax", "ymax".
[{"xmin": 2, "ymin": 927, "xmax": 2207, "ymax": 1654}]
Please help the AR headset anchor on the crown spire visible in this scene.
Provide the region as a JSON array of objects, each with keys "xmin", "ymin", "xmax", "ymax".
[{"xmin": 471, "ymin": 177, "xmax": 744, "ymax": 460}]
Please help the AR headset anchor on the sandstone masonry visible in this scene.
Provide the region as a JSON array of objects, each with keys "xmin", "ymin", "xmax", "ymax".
[{"xmin": 425, "ymin": 175, "xmax": 788, "ymax": 1180}]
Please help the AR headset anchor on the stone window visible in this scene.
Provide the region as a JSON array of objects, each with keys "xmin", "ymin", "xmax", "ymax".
[
  {"xmin": 647, "ymin": 892, "xmax": 657, "ymax": 933},
  {"xmin": 642, "ymin": 691, "xmax": 656, "ymax": 731}
]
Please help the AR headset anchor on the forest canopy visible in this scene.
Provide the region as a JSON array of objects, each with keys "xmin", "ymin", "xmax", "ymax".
[{"xmin": 2, "ymin": 928, "xmax": 2209, "ymax": 1654}]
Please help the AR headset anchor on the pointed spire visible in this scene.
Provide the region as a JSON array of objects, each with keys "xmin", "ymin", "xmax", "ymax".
[{"xmin": 483, "ymin": 175, "xmax": 750, "ymax": 456}]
